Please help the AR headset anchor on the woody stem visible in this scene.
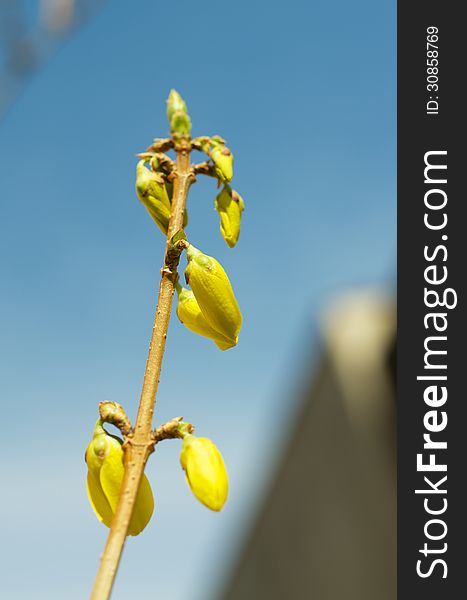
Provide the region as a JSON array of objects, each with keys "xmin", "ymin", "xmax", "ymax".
[{"xmin": 90, "ymin": 136, "xmax": 194, "ymax": 600}]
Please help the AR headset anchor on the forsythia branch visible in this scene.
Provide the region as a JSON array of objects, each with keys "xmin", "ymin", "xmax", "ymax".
[
  {"xmin": 89, "ymin": 132, "xmax": 194, "ymax": 600},
  {"xmin": 88, "ymin": 89, "xmax": 241, "ymax": 599}
]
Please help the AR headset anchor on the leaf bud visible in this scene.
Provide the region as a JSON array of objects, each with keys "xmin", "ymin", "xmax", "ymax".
[
  {"xmin": 167, "ymin": 89, "xmax": 188, "ymax": 122},
  {"xmin": 170, "ymin": 111, "xmax": 192, "ymax": 136}
]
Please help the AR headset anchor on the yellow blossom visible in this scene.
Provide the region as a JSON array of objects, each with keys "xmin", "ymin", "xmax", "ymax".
[
  {"xmin": 175, "ymin": 284, "xmax": 235, "ymax": 350},
  {"xmin": 180, "ymin": 435, "xmax": 228, "ymax": 511},
  {"xmin": 185, "ymin": 244, "xmax": 242, "ymax": 346},
  {"xmin": 85, "ymin": 420, "xmax": 154, "ymax": 536}
]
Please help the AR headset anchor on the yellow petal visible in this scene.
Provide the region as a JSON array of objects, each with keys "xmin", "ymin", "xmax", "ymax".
[
  {"xmin": 100, "ymin": 443, "xmax": 154, "ymax": 536},
  {"xmin": 127, "ymin": 475, "xmax": 154, "ymax": 536},
  {"xmin": 176, "ymin": 286, "xmax": 235, "ymax": 350},
  {"xmin": 136, "ymin": 161, "xmax": 171, "ymax": 210},
  {"xmin": 180, "ymin": 436, "xmax": 228, "ymax": 511},
  {"xmin": 136, "ymin": 161, "xmax": 172, "ymax": 234},
  {"xmin": 97, "ymin": 437, "xmax": 125, "ymax": 514},
  {"xmin": 86, "ymin": 471, "xmax": 114, "ymax": 528},
  {"xmin": 210, "ymin": 145, "xmax": 233, "ymax": 182},
  {"xmin": 143, "ymin": 196, "xmax": 170, "ymax": 235},
  {"xmin": 215, "ymin": 186, "xmax": 244, "ymax": 248},
  {"xmin": 85, "ymin": 422, "xmax": 117, "ymax": 527},
  {"xmin": 85, "ymin": 422, "xmax": 154, "ymax": 536}
]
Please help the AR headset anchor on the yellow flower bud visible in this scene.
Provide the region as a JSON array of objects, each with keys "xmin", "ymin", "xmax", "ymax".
[
  {"xmin": 85, "ymin": 421, "xmax": 154, "ymax": 536},
  {"xmin": 135, "ymin": 160, "xmax": 171, "ymax": 235},
  {"xmin": 214, "ymin": 186, "xmax": 244, "ymax": 248},
  {"xmin": 210, "ymin": 141, "xmax": 233, "ymax": 182},
  {"xmin": 175, "ymin": 284, "xmax": 235, "ymax": 350},
  {"xmin": 185, "ymin": 245, "xmax": 242, "ymax": 346},
  {"xmin": 180, "ymin": 435, "xmax": 229, "ymax": 511}
]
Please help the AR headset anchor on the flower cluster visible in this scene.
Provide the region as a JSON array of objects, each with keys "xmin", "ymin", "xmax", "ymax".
[
  {"xmin": 85, "ymin": 420, "xmax": 229, "ymax": 534},
  {"xmin": 86, "ymin": 89, "xmax": 241, "ymax": 538},
  {"xmin": 85, "ymin": 420, "xmax": 154, "ymax": 536}
]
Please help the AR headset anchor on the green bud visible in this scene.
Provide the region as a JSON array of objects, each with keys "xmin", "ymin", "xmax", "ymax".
[
  {"xmin": 167, "ymin": 89, "xmax": 188, "ymax": 122},
  {"xmin": 135, "ymin": 160, "xmax": 171, "ymax": 235},
  {"xmin": 167, "ymin": 90, "xmax": 191, "ymax": 135},
  {"xmin": 136, "ymin": 161, "xmax": 171, "ymax": 210},
  {"xmin": 209, "ymin": 140, "xmax": 233, "ymax": 182},
  {"xmin": 170, "ymin": 111, "xmax": 192, "ymax": 136},
  {"xmin": 215, "ymin": 186, "xmax": 244, "ymax": 248}
]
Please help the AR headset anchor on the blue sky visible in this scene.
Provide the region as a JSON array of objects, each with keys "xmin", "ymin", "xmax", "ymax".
[{"xmin": 0, "ymin": 1, "xmax": 395, "ymax": 598}]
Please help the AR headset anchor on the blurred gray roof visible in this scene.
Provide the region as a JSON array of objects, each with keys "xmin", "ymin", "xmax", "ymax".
[{"xmin": 220, "ymin": 291, "xmax": 396, "ymax": 600}]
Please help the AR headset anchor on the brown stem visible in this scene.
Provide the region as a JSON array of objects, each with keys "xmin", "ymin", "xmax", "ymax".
[{"xmin": 90, "ymin": 135, "xmax": 194, "ymax": 600}]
